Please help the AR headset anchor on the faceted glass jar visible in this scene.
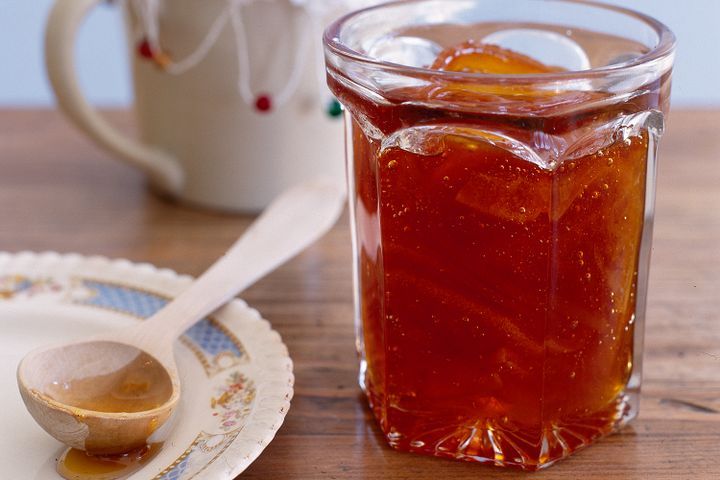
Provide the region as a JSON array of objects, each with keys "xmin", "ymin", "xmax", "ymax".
[{"xmin": 324, "ymin": 0, "xmax": 675, "ymax": 470}]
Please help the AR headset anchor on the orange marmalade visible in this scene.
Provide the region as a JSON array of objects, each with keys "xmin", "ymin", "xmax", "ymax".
[{"xmin": 329, "ymin": 38, "xmax": 669, "ymax": 470}]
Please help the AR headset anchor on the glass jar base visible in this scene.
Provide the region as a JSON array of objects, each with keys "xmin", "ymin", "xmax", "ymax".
[{"xmin": 369, "ymin": 390, "xmax": 637, "ymax": 471}]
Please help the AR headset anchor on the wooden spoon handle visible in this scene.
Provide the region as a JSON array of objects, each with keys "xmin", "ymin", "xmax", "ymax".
[{"xmin": 133, "ymin": 178, "xmax": 345, "ymax": 348}]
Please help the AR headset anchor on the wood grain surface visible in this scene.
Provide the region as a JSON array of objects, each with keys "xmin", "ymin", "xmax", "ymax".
[{"xmin": 0, "ymin": 109, "xmax": 718, "ymax": 479}]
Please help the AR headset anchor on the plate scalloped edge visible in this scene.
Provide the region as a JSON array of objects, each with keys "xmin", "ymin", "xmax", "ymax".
[{"xmin": 0, "ymin": 251, "xmax": 294, "ymax": 480}]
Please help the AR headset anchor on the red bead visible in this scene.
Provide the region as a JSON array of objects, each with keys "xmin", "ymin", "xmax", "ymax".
[
  {"xmin": 137, "ymin": 39, "xmax": 153, "ymax": 59},
  {"xmin": 255, "ymin": 94, "xmax": 272, "ymax": 112}
]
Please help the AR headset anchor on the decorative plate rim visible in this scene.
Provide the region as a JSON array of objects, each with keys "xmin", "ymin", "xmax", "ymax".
[{"xmin": 0, "ymin": 251, "xmax": 294, "ymax": 480}]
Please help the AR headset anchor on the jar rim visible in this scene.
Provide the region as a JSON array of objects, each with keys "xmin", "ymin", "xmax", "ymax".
[{"xmin": 323, "ymin": 0, "xmax": 676, "ymax": 83}]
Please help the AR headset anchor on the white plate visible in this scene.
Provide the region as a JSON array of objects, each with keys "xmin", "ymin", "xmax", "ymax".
[{"xmin": 0, "ymin": 252, "xmax": 293, "ymax": 480}]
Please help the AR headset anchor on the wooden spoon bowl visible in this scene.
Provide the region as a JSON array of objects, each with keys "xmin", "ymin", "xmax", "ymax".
[{"xmin": 18, "ymin": 341, "xmax": 179, "ymax": 454}]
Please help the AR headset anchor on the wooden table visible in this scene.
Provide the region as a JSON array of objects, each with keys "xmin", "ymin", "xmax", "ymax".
[{"xmin": 1, "ymin": 110, "xmax": 718, "ymax": 479}]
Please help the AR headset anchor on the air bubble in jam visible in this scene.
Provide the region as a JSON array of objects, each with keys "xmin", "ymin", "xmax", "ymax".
[{"xmin": 330, "ymin": 32, "xmax": 668, "ymax": 471}]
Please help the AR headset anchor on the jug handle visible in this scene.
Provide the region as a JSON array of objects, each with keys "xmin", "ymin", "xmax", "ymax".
[{"xmin": 45, "ymin": 0, "xmax": 184, "ymax": 194}]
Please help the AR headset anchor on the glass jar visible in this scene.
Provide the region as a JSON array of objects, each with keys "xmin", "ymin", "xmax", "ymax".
[{"xmin": 325, "ymin": 0, "xmax": 675, "ymax": 470}]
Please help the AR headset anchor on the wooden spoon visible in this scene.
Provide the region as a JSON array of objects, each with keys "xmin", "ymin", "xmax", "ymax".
[{"xmin": 16, "ymin": 178, "xmax": 345, "ymax": 455}]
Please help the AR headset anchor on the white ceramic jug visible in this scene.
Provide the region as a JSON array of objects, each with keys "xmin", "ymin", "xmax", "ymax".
[{"xmin": 45, "ymin": 0, "xmax": 347, "ymax": 211}]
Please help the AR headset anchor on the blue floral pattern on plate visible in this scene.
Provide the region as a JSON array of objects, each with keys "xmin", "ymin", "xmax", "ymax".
[
  {"xmin": 0, "ymin": 252, "xmax": 294, "ymax": 480},
  {"xmin": 76, "ymin": 279, "xmax": 247, "ymax": 377},
  {"xmin": 0, "ymin": 253, "xmax": 291, "ymax": 480}
]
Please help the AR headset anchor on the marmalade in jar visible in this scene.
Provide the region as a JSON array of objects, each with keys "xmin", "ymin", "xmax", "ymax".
[{"xmin": 329, "ymin": 32, "xmax": 668, "ymax": 470}]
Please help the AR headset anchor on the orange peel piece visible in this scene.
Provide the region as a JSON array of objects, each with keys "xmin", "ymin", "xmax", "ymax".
[
  {"xmin": 432, "ymin": 41, "xmax": 565, "ymax": 75},
  {"xmin": 428, "ymin": 41, "xmax": 568, "ymax": 100}
]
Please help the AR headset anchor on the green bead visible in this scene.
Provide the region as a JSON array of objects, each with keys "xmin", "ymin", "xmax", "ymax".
[{"xmin": 327, "ymin": 99, "xmax": 343, "ymax": 118}]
